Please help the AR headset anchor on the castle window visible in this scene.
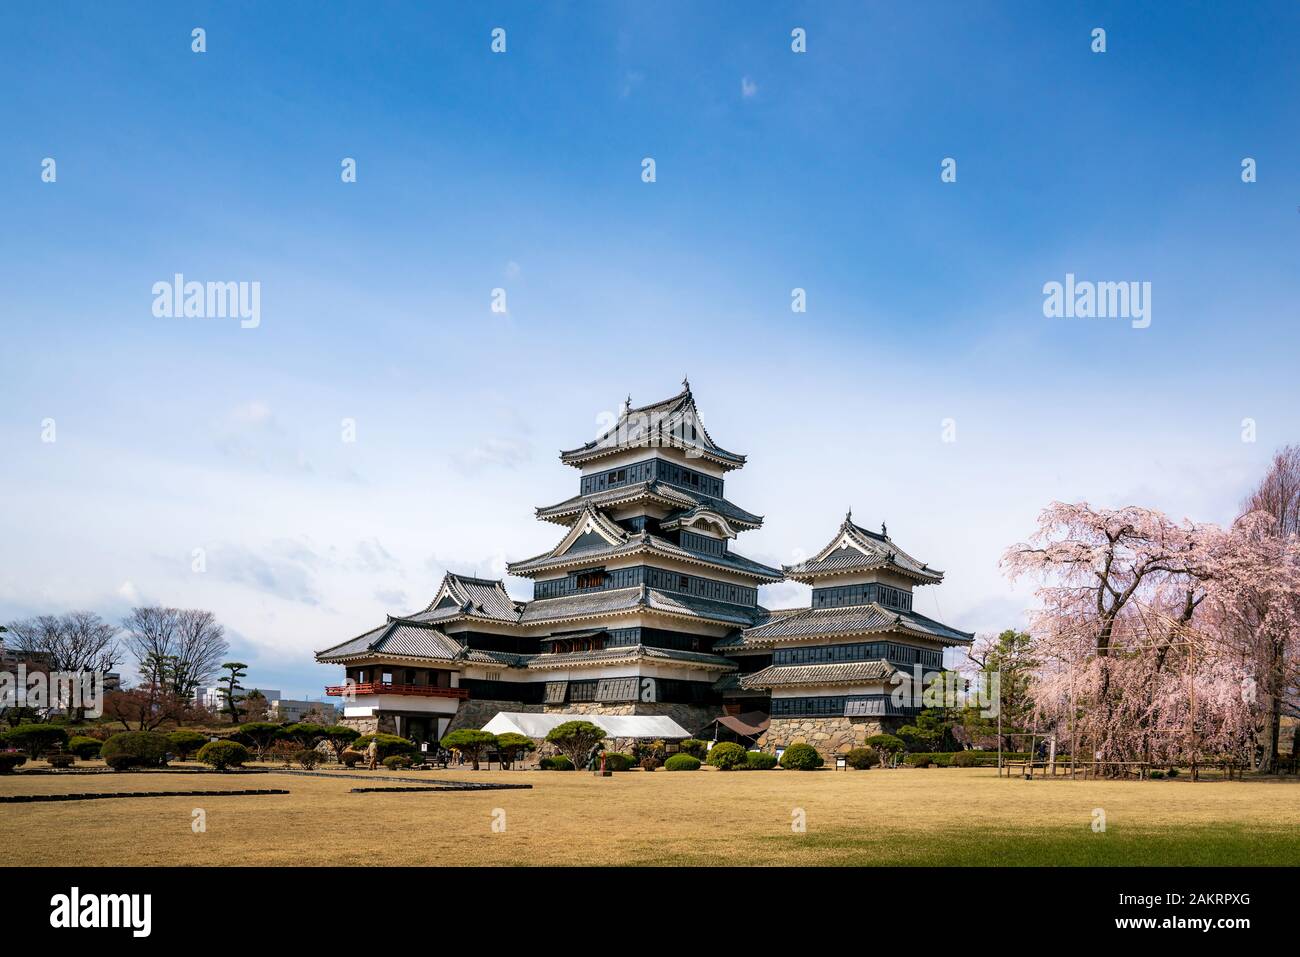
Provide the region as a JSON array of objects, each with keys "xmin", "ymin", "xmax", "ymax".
[{"xmin": 576, "ymin": 570, "xmax": 607, "ymax": 589}]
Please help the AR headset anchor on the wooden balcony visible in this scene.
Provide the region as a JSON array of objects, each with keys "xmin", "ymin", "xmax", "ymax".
[{"xmin": 325, "ymin": 682, "xmax": 468, "ymax": 699}]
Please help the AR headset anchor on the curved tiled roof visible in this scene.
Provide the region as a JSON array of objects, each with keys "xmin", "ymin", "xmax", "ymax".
[
  {"xmin": 739, "ymin": 603, "xmax": 973, "ymax": 646},
  {"xmin": 508, "ymin": 528, "xmax": 782, "ymax": 582},
  {"xmin": 740, "ymin": 659, "xmax": 898, "ymax": 689},
  {"xmin": 535, "ymin": 481, "xmax": 763, "ymax": 530},
  {"xmin": 517, "ymin": 585, "xmax": 762, "ymax": 628},
  {"xmin": 316, "ymin": 621, "xmax": 465, "ymax": 663},
  {"xmin": 785, "ymin": 515, "xmax": 943, "ymax": 584},
  {"xmin": 559, "ymin": 386, "xmax": 746, "ymax": 471}
]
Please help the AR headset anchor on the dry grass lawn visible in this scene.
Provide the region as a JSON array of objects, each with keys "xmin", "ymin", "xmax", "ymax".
[{"xmin": 2, "ymin": 763, "xmax": 1298, "ymax": 866}]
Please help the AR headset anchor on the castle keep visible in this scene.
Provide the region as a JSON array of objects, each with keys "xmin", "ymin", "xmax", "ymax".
[{"xmin": 316, "ymin": 383, "xmax": 972, "ymax": 757}]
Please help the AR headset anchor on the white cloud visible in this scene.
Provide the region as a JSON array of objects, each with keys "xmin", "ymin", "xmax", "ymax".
[{"xmin": 741, "ymin": 76, "xmax": 758, "ymax": 98}]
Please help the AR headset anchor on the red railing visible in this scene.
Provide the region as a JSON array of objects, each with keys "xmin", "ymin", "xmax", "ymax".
[{"xmin": 325, "ymin": 682, "xmax": 468, "ymax": 699}]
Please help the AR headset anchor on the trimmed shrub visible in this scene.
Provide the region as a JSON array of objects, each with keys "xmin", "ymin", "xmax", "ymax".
[
  {"xmin": 355, "ymin": 733, "xmax": 420, "ymax": 760},
  {"xmin": 601, "ymin": 752, "xmax": 633, "ymax": 772},
  {"xmin": 46, "ymin": 752, "xmax": 75, "ymax": 769},
  {"xmin": 905, "ymin": 754, "xmax": 933, "ymax": 768},
  {"xmin": 865, "ymin": 734, "xmax": 905, "ymax": 755},
  {"xmin": 3, "ymin": 724, "xmax": 69, "ymax": 758},
  {"xmin": 0, "ymin": 752, "xmax": 27, "ymax": 773},
  {"xmin": 639, "ymin": 756, "xmax": 661, "ymax": 771},
  {"xmin": 745, "ymin": 751, "xmax": 778, "ymax": 770},
  {"xmin": 950, "ymin": 751, "xmax": 980, "ymax": 768},
  {"xmin": 68, "ymin": 736, "xmax": 104, "ymax": 760},
  {"xmin": 167, "ymin": 730, "xmax": 208, "ymax": 761},
  {"xmin": 101, "ymin": 731, "xmax": 170, "ymax": 770},
  {"xmin": 196, "ymin": 740, "xmax": 250, "ymax": 770},
  {"xmin": 664, "ymin": 754, "xmax": 701, "ymax": 771},
  {"xmin": 295, "ymin": 749, "xmax": 324, "ymax": 769},
  {"xmin": 845, "ymin": 747, "xmax": 878, "ymax": 770},
  {"xmin": 1167, "ymin": 767, "xmax": 1180, "ymax": 778},
  {"xmin": 705, "ymin": 742, "xmax": 748, "ymax": 770},
  {"xmin": 779, "ymin": 742, "xmax": 824, "ymax": 771},
  {"xmin": 341, "ymin": 749, "xmax": 363, "ymax": 767},
  {"xmin": 677, "ymin": 739, "xmax": 708, "ymax": 760},
  {"xmin": 382, "ymin": 754, "xmax": 414, "ymax": 770},
  {"xmin": 539, "ymin": 755, "xmax": 574, "ymax": 771}
]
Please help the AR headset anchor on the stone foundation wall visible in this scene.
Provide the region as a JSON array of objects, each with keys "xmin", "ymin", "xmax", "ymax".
[
  {"xmin": 759, "ymin": 716, "xmax": 890, "ymax": 757},
  {"xmin": 443, "ymin": 699, "xmax": 544, "ymax": 735}
]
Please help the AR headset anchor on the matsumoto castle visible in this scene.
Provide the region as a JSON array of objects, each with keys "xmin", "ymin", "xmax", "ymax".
[{"xmin": 317, "ymin": 383, "xmax": 973, "ymax": 757}]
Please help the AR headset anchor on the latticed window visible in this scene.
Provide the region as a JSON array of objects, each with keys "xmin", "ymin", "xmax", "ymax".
[{"xmin": 543, "ymin": 681, "xmax": 567, "ymax": 704}]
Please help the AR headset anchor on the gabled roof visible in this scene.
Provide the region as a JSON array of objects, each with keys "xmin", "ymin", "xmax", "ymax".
[
  {"xmin": 740, "ymin": 659, "xmax": 899, "ymax": 689},
  {"xmin": 559, "ymin": 383, "xmax": 746, "ymax": 471},
  {"xmin": 785, "ymin": 513, "xmax": 944, "ymax": 584},
  {"xmin": 737, "ymin": 603, "xmax": 974, "ymax": 646},
  {"xmin": 412, "ymin": 572, "xmax": 522, "ymax": 622},
  {"xmin": 507, "ymin": 523, "xmax": 783, "ymax": 582},
  {"xmin": 315, "ymin": 621, "xmax": 466, "ymax": 663},
  {"xmin": 535, "ymin": 480, "xmax": 763, "ymax": 530},
  {"xmin": 525, "ymin": 644, "xmax": 736, "ymax": 672},
  {"xmin": 517, "ymin": 585, "xmax": 763, "ymax": 628}
]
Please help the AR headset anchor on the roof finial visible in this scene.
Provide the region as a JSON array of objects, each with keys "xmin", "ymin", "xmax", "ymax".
[
  {"xmin": 845, "ymin": 507, "xmax": 852, "ymax": 524},
  {"xmin": 682, "ymin": 374, "xmax": 690, "ymax": 392},
  {"xmin": 881, "ymin": 521, "xmax": 888, "ymax": 537}
]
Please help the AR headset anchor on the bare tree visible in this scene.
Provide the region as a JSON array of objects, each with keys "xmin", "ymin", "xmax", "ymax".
[
  {"xmin": 172, "ymin": 609, "xmax": 228, "ymax": 701},
  {"xmin": 5, "ymin": 612, "xmax": 120, "ymax": 675},
  {"xmin": 122, "ymin": 606, "xmax": 179, "ymax": 692},
  {"xmin": 5, "ymin": 612, "xmax": 121, "ymax": 720},
  {"xmin": 122, "ymin": 607, "xmax": 228, "ymax": 704}
]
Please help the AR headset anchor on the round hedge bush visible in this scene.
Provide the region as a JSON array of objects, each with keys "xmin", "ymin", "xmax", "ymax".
[
  {"xmin": 950, "ymin": 751, "xmax": 979, "ymax": 768},
  {"xmin": 905, "ymin": 754, "xmax": 933, "ymax": 768},
  {"xmin": 3, "ymin": 724, "xmax": 69, "ymax": 758},
  {"xmin": 101, "ymin": 731, "xmax": 170, "ymax": 770},
  {"xmin": 539, "ymin": 755, "xmax": 575, "ymax": 771},
  {"xmin": 779, "ymin": 742, "xmax": 824, "ymax": 771},
  {"xmin": 745, "ymin": 751, "xmax": 778, "ymax": 770},
  {"xmin": 196, "ymin": 740, "xmax": 250, "ymax": 770},
  {"xmin": 167, "ymin": 730, "xmax": 209, "ymax": 760},
  {"xmin": 295, "ymin": 748, "xmax": 324, "ymax": 769},
  {"xmin": 68, "ymin": 736, "xmax": 103, "ymax": 760},
  {"xmin": 341, "ymin": 749, "xmax": 363, "ymax": 767},
  {"xmin": 705, "ymin": 742, "xmax": 748, "ymax": 770},
  {"xmin": 382, "ymin": 754, "xmax": 414, "ymax": 770},
  {"xmin": 677, "ymin": 739, "xmax": 708, "ymax": 759},
  {"xmin": 601, "ymin": 752, "xmax": 633, "ymax": 772},
  {"xmin": 46, "ymin": 752, "xmax": 75, "ymax": 769},
  {"xmin": 845, "ymin": 747, "xmax": 878, "ymax": 770},
  {"xmin": 664, "ymin": 754, "xmax": 701, "ymax": 771},
  {"xmin": 0, "ymin": 752, "xmax": 27, "ymax": 773},
  {"xmin": 865, "ymin": 734, "xmax": 905, "ymax": 754}
]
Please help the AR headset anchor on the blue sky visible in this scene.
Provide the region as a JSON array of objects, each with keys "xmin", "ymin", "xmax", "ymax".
[{"xmin": 2, "ymin": 2, "xmax": 1298, "ymax": 697}]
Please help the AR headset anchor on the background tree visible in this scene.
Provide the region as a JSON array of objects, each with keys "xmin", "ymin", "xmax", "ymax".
[
  {"xmin": 320, "ymin": 725, "xmax": 360, "ymax": 762},
  {"xmin": 4, "ymin": 612, "xmax": 120, "ymax": 720},
  {"xmin": 544, "ymin": 720, "xmax": 605, "ymax": 771},
  {"xmin": 217, "ymin": 662, "xmax": 247, "ymax": 723},
  {"xmin": 440, "ymin": 729, "xmax": 498, "ymax": 770},
  {"xmin": 1232, "ymin": 446, "xmax": 1300, "ymax": 771},
  {"xmin": 963, "ymin": 629, "xmax": 1037, "ymax": 739},
  {"xmin": 238, "ymin": 721, "xmax": 281, "ymax": 760},
  {"xmin": 494, "ymin": 732, "xmax": 536, "ymax": 769},
  {"xmin": 170, "ymin": 609, "xmax": 228, "ymax": 701},
  {"xmin": 240, "ymin": 689, "xmax": 270, "ymax": 722}
]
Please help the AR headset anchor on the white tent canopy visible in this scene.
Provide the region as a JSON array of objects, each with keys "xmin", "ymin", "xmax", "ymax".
[{"xmin": 481, "ymin": 711, "xmax": 691, "ymax": 740}]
